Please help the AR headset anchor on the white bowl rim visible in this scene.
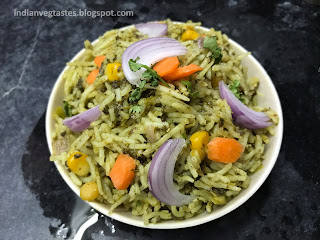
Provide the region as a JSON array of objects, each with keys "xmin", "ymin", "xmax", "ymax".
[{"xmin": 45, "ymin": 22, "xmax": 283, "ymax": 229}]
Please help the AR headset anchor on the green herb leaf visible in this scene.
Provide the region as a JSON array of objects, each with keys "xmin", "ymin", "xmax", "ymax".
[
  {"xmin": 229, "ymin": 80, "xmax": 245, "ymax": 102},
  {"xmin": 182, "ymin": 133, "xmax": 187, "ymax": 139},
  {"xmin": 129, "ymin": 57, "xmax": 169, "ymax": 87},
  {"xmin": 129, "ymin": 89, "xmax": 141, "ymax": 102},
  {"xmin": 150, "ymin": 78, "xmax": 159, "ymax": 87},
  {"xmin": 181, "ymin": 80, "xmax": 199, "ymax": 98},
  {"xmin": 203, "ymin": 36, "xmax": 223, "ymax": 64},
  {"xmin": 141, "ymin": 71, "xmax": 158, "ymax": 87},
  {"xmin": 128, "ymin": 57, "xmax": 142, "ymax": 71},
  {"xmin": 129, "ymin": 105, "xmax": 142, "ymax": 114},
  {"xmin": 63, "ymin": 101, "xmax": 72, "ymax": 117},
  {"xmin": 129, "ymin": 80, "xmax": 146, "ymax": 102},
  {"xmin": 139, "ymin": 80, "xmax": 146, "ymax": 89},
  {"xmin": 229, "ymin": 80, "xmax": 241, "ymax": 99},
  {"xmin": 141, "ymin": 70, "xmax": 152, "ymax": 78},
  {"xmin": 128, "ymin": 57, "xmax": 170, "ymax": 113},
  {"xmin": 181, "ymin": 80, "xmax": 192, "ymax": 92},
  {"xmin": 190, "ymin": 91, "xmax": 199, "ymax": 98}
]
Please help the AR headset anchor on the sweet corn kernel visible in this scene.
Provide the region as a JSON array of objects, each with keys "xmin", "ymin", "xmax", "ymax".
[
  {"xmin": 106, "ymin": 63, "xmax": 121, "ymax": 81},
  {"xmin": 181, "ymin": 29, "xmax": 199, "ymax": 41},
  {"xmin": 190, "ymin": 131, "xmax": 210, "ymax": 160},
  {"xmin": 67, "ymin": 152, "xmax": 90, "ymax": 177},
  {"xmin": 80, "ymin": 182, "xmax": 99, "ymax": 201}
]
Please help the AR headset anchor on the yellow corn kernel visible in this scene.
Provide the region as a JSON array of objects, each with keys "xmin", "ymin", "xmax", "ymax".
[
  {"xmin": 106, "ymin": 63, "xmax": 121, "ymax": 81},
  {"xmin": 190, "ymin": 131, "xmax": 210, "ymax": 160},
  {"xmin": 54, "ymin": 106, "xmax": 65, "ymax": 118},
  {"xmin": 80, "ymin": 182, "xmax": 99, "ymax": 201},
  {"xmin": 181, "ymin": 29, "xmax": 199, "ymax": 41},
  {"xmin": 67, "ymin": 152, "xmax": 90, "ymax": 177}
]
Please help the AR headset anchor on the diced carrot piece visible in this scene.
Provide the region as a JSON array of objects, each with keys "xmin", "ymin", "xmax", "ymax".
[
  {"xmin": 207, "ymin": 137, "xmax": 244, "ymax": 163},
  {"xmin": 109, "ymin": 154, "xmax": 136, "ymax": 190},
  {"xmin": 153, "ymin": 57, "xmax": 179, "ymax": 77},
  {"xmin": 86, "ymin": 69, "xmax": 99, "ymax": 84},
  {"xmin": 94, "ymin": 55, "xmax": 106, "ymax": 68},
  {"xmin": 162, "ymin": 64, "xmax": 203, "ymax": 82}
]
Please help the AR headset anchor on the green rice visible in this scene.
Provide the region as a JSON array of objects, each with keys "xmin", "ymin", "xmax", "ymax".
[{"xmin": 50, "ymin": 19, "xmax": 279, "ymax": 225}]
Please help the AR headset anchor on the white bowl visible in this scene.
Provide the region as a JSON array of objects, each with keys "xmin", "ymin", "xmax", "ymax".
[{"xmin": 46, "ymin": 24, "xmax": 283, "ymax": 229}]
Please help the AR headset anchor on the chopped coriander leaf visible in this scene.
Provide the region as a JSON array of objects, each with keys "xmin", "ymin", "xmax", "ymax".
[
  {"xmin": 232, "ymin": 79, "xmax": 241, "ymax": 87},
  {"xmin": 129, "ymin": 89, "xmax": 141, "ymax": 102},
  {"xmin": 190, "ymin": 91, "xmax": 199, "ymax": 98},
  {"xmin": 128, "ymin": 57, "xmax": 169, "ymax": 87},
  {"xmin": 129, "ymin": 80, "xmax": 146, "ymax": 102},
  {"xmin": 182, "ymin": 133, "xmax": 188, "ymax": 139},
  {"xmin": 150, "ymin": 78, "xmax": 159, "ymax": 87},
  {"xmin": 203, "ymin": 36, "xmax": 223, "ymax": 64},
  {"xmin": 229, "ymin": 80, "xmax": 241, "ymax": 98},
  {"xmin": 229, "ymin": 80, "xmax": 245, "ymax": 102},
  {"xmin": 181, "ymin": 80, "xmax": 192, "ymax": 92},
  {"xmin": 63, "ymin": 101, "xmax": 72, "ymax": 117},
  {"xmin": 139, "ymin": 80, "xmax": 146, "ymax": 89},
  {"xmin": 128, "ymin": 57, "xmax": 142, "ymax": 71},
  {"xmin": 129, "ymin": 105, "xmax": 142, "ymax": 114},
  {"xmin": 181, "ymin": 80, "xmax": 199, "ymax": 98},
  {"xmin": 142, "ymin": 71, "xmax": 159, "ymax": 87},
  {"xmin": 141, "ymin": 70, "xmax": 152, "ymax": 79}
]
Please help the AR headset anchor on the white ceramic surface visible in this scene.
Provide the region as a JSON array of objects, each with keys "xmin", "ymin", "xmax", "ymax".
[{"xmin": 45, "ymin": 24, "xmax": 283, "ymax": 229}]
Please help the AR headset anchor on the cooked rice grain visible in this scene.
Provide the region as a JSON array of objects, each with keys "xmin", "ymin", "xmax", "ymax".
[{"xmin": 50, "ymin": 19, "xmax": 278, "ymax": 224}]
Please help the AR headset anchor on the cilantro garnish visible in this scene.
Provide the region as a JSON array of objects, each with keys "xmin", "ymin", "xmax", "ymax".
[
  {"xmin": 181, "ymin": 80, "xmax": 192, "ymax": 91},
  {"xmin": 229, "ymin": 80, "xmax": 245, "ymax": 102},
  {"xmin": 190, "ymin": 92, "xmax": 199, "ymax": 98},
  {"xmin": 128, "ymin": 57, "xmax": 171, "ymax": 114},
  {"xmin": 203, "ymin": 36, "xmax": 223, "ymax": 64},
  {"xmin": 129, "ymin": 80, "xmax": 146, "ymax": 102},
  {"xmin": 181, "ymin": 80, "xmax": 199, "ymax": 99},
  {"xmin": 129, "ymin": 57, "xmax": 169, "ymax": 88},
  {"xmin": 63, "ymin": 101, "xmax": 72, "ymax": 117},
  {"xmin": 129, "ymin": 105, "xmax": 142, "ymax": 114},
  {"xmin": 182, "ymin": 133, "xmax": 188, "ymax": 139}
]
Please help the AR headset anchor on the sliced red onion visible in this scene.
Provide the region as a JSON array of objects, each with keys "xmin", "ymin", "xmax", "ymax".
[
  {"xmin": 234, "ymin": 115, "xmax": 272, "ymax": 129},
  {"xmin": 219, "ymin": 81, "xmax": 271, "ymax": 129},
  {"xmin": 62, "ymin": 105, "xmax": 101, "ymax": 132},
  {"xmin": 135, "ymin": 23, "xmax": 168, "ymax": 37},
  {"xmin": 122, "ymin": 38, "xmax": 188, "ymax": 86},
  {"xmin": 219, "ymin": 82, "xmax": 269, "ymax": 121},
  {"xmin": 148, "ymin": 139, "xmax": 195, "ymax": 206}
]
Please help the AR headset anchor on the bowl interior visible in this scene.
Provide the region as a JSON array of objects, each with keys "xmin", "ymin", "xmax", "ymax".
[{"xmin": 45, "ymin": 24, "xmax": 283, "ymax": 229}]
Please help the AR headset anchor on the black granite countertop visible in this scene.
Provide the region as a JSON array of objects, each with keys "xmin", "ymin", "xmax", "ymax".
[{"xmin": 1, "ymin": 0, "xmax": 319, "ymax": 239}]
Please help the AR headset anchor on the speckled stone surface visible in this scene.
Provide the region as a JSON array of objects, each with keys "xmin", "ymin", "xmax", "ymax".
[{"xmin": 0, "ymin": 0, "xmax": 319, "ymax": 239}]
